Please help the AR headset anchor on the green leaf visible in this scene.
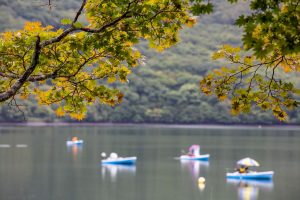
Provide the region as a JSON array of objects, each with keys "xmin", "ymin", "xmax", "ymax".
[
  {"xmin": 73, "ymin": 22, "xmax": 83, "ymax": 28},
  {"xmin": 60, "ymin": 18, "xmax": 72, "ymax": 25}
]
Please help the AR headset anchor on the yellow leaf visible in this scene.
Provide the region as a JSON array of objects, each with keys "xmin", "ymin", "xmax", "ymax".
[
  {"xmin": 201, "ymin": 87, "xmax": 211, "ymax": 95},
  {"xmin": 124, "ymin": 41, "xmax": 133, "ymax": 47},
  {"xmin": 147, "ymin": 0, "xmax": 160, "ymax": 5},
  {"xmin": 185, "ymin": 18, "xmax": 196, "ymax": 28},
  {"xmin": 2, "ymin": 31, "xmax": 13, "ymax": 40},
  {"xmin": 263, "ymin": 36, "xmax": 270, "ymax": 44},
  {"xmin": 212, "ymin": 50, "xmax": 225, "ymax": 60},
  {"xmin": 218, "ymin": 95, "xmax": 227, "ymax": 101},
  {"xmin": 20, "ymin": 93, "xmax": 28, "ymax": 100},
  {"xmin": 222, "ymin": 44, "xmax": 240, "ymax": 54},
  {"xmin": 70, "ymin": 113, "xmax": 85, "ymax": 120},
  {"xmin": 213, "ymin": 69, "xmax": 223, "ymax": 76},
  {"xmin": 281, "ymin": 4, "xmax": 288, "ymax": 13},
  {"xmin": 252, "ymin": 25, "xmax": 262, "ymax": 39},
  {"xmin": 38, "ymin": 80, "xmax": 46, "ymax": 85},
  {"xmin": 282, "ymin": 65, "xmax": 292, "ymax": 72},
  {"xmin": 273, "ymin": 110, "xmax": 288, "ymax": 121},
  {"xmin": 155, "ymin": 45, "xmax": 165, "ymax": 52},
  {"xmin": 244, "ymin": 56, "xmax": 254, "ymax": 65},
  {"xmin": 117, "ymin": 93, "xmax": 124, "ymax": 103},
  {"xmin": 45, "ymin": 25, "xmax": 54, "ymax": 31},
  {"xmin": 24, "ymin": 21, "xmax": 42, "ymax": 32},
  {"xmin": 107, "ymin": 76, "xmax": 116, "ymax": 83},
  {"xmin": 55, "ymin": 107, "xmax": 65, "ymax": 117},
  {"xmin": 230, "ymin": 108, "xmax": 239, "ymax": 115},
  {"xmin": 133, "ymin": 51, "xmax": 141, "ymax": 59}
]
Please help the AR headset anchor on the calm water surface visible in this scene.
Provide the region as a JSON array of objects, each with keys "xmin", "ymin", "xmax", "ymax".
[{"xmin": 0, "ymin": 125, "xmax": 299, "ymax": 200}]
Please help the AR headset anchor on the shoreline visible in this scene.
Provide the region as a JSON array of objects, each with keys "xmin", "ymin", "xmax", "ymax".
[{"xmin": 0, "ymin": 122, "xmax": 300, "ymax": 130}]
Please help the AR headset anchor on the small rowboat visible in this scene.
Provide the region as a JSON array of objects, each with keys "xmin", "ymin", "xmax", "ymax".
[
  {"xmin": 226, "ymin": 171, "xmax": 274, "ymax": 180},
  {"xmin": 101, "ymin": 157, "xmax": 137, "ymax": 165},
  {"xmin": 179, "ymin": 154, "xmax": 210, "ymax": 161},
  {"xmin": 66, "ymin": 140, "xmax": 83, "ymax": 146}
]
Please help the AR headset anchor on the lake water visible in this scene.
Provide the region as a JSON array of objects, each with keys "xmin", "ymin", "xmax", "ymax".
[{"xmin": 0, "ymin": 125, "xmax": 299, "ymax": 200}]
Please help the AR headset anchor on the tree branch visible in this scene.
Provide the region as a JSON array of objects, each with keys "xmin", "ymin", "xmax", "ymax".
[
  {"xmin": 0, "ymin": 36, "xmax": 41, "ymax": 102},
  {"xmin": 41, "ymin": 0, "xmax": 133, "ymax": 47},
  {"xmin": 72, "ymin": 0, "xmax": 87, "ymax": 24}
]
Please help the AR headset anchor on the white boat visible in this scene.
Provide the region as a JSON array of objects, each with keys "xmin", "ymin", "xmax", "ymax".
[
  {"xmin": 179, "ymin": 154, "xmax": 210, "ymax": 161},
  {"xmin": 178, "ymin": 145, "xmax": 210, "ymax": 161},
  {"xmin": 226, "ymin": 171, "xmax": 274, "ymax": 180},
  {"xmin": 66, "ymin": 140, "xmax": 83, "ymax": 145},
  {"xmin": 101, "ymin": 157, "xmax": 137, "ymax": 165}
]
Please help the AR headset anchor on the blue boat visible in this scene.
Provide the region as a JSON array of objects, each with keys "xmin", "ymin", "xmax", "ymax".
[
  {"xmin": 226, "ymin": 171, "xmax": 274, "ymax": 180},
  {"xmin": 179, "ymin": 154, "xmax": 210, "ymax": 161},
  {"xmin": 101, "ymin": 157, "xmax": 137, "ymax": 165},
  {"xmin": 66, "ymin": 140, "xmax": 83, "ymax": 146},
  {"xmin": 179, "ymin": 145, "xmax": 210, "ymax": 161}
]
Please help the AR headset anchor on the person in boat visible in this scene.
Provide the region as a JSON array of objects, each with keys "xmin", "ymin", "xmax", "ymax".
[
  {"xmin": 109, "ymin": 152, "xmax": 118, "ymax": 159},
  {"xmin": 188, "ymin": 145, "xmax": 200, "ymax": 157},
  {"xmin": 238, "ymin": 166, "xmax": 246, "ymax": 173},
  {"xmin": 236, "ymin": 165, "xmax": 249, "ymax": 173},
  {"xmin": 72, "ymin": 137, "xmax": 78, "ymax": 142},
  {"xmin": 245, "ymin": 166, "xmax": 249, "ymax": 173}
]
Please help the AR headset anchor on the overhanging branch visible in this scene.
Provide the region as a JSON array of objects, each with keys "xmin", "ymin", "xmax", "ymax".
[{"xmin": 0, "ymin": 36, "xmax": 41, "ymax": 102}]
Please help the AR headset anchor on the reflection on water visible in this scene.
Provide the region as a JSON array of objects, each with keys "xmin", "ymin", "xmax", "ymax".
[
  {"xmin": 180, "ymin": 160, "xmax": 209, "ymax": 179},
  {"xmin": 0, "ymin": 126, "xmax": 299, "ymax": 200},
  {"xmin": 0, "ymin": 144, "xmax": 11, "ymax": 148},
  {"xmin": 15, "ymin": 144, "xmax": 28, "ymax": 148},
  {"xmin": 180, "ymin": 160, "xmax": 209, "ymax": 191},
  {"xmin": 67, "ymin": 144, "xmax": 83, "ymax": 161},
  {"xmin": 227, "ymin": 179, "xmax": 274, "ymax": 200},
  {"xmin": 198, "ymin": 181, "xmax": 206, "ymax": 191},
  {"xmin": 102, "ymin": 164, "xmax": 136, "ymax": 182}
]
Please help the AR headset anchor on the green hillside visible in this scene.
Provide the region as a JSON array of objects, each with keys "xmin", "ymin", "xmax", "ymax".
[{"xmin": 0, "ymin": 0, "xmax": 299, "ymax": 124}]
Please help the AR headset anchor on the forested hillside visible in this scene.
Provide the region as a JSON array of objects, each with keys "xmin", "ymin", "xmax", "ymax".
[{"xmin": 0, "ymin": 0, "xmax": 299, "ymax": 124}]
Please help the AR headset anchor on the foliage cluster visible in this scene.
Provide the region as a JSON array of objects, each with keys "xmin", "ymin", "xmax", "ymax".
[
  {"xmin": 0, "ymin": 0, "xmax": 197, "ymax": 120},
  {"xmin": 0, "ymin": 0, "xmax": 299, "ymax": 124},
  {"xmin": 200, "ymin": 0, "xmax": 300, "ymax": 121}
]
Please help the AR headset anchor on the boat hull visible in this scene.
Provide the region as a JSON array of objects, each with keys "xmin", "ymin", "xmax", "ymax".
[
  {"xmin": 66, "ymin": 140, "xmax": 83, "ymax": 145},
  {"xmin": 101, "ymin": 157, "xmax": 137, "ymax": 165},
  {"xmin": 226, "ymin": 171, "xmax": 274, "ymax": 180},
  {"xmin": 179, "ymin": 154, "xmax": 210, "ymax": 161}
]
